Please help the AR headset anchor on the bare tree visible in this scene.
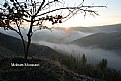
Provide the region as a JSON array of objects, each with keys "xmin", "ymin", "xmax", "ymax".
[{"xmin": 0, "ymin": 0, "xmax": 105, "ymax": 59}]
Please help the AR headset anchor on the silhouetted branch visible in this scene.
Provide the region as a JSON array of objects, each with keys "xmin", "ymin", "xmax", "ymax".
[{"xmin": 34, "ymin": 0, "xmax": 45, "ymax": 17}]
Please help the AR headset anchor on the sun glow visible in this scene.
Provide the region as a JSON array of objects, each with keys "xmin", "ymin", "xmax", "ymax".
[{"xmin": 65, "ymin": 27, "xmax": 69, "ymax": 31}]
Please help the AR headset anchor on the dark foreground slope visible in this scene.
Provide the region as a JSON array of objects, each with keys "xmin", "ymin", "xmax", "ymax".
[
  {"xmin": 71, "ymin": 32, "xmax": 121, "ymax": 50},
  {"xmin": 0, "ymin": 57, "xmax": 103, "ymax": 81},
  {"xmin": 0, "ymin": 32, "xmax": 62, "ymax": 59}
]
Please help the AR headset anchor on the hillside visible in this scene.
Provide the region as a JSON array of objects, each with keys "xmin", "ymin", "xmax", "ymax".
[
  {"xmin": 71, "ymin": 32, "xmax": 121, "ymax": 50},
  {"xmin": 0, "ymin": 46, "xmax": 16, "ymax": 57},
  {"xmin": 0, "ymin": 57, "xmax": 104, "ymax": 81},
  {"xmin": 0, "ymin": 32, "xmax": 62, "ymax": 59}
]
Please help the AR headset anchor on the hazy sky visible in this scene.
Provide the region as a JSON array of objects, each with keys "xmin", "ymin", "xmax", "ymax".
[
  {"xmin": 58, "ymin": 0, "xmax": 121, "ymax": 27},
  {"xmin": 0, "ymin": 0, "xmax": 121, "ymax": 27}
]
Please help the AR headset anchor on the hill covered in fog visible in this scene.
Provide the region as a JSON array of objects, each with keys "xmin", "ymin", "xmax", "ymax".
[{"xmin": 71, "ymin": 32, "xmax": 121, "ymax": 51}]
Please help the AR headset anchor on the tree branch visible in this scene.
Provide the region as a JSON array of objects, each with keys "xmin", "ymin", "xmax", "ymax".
[
  {"xmin": 21, "ymin": 18, "xmax": 31, "ymax": 22},
  {"xmin": 15, "ymin": 0, "xmax": 31, "ymax": 16},
  {"xmin": 42, "ymin": 1, "xmax": 55, "ymax": 9},
  {"xmin": 34, "ymin": 0, "xmax": 45, "ymax": 17},
  {"xmin": 37, "ymin": 5, "xmax": 105, "ymax": 17}
]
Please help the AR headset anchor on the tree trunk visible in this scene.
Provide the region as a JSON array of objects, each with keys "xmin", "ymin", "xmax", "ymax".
[
  {"xmin": 18, "ymin": 33, "xmax": 27, "ymax": 59},
  {"xmin": 26, "ymin": 36, "xmax": 31, "ymax": 59},
  {"xmin": 25, "ymin": 17, "xmax": 34, "ymax": 59}
]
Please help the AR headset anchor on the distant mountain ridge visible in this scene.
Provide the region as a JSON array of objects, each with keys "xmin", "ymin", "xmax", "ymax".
[
  {"xmin": 55, "ymin": 24, "xmax": 121, "ymax": 33},
  {"xmin": 71, "ymin": 32, "xmax": 121, "ymax": 51}
]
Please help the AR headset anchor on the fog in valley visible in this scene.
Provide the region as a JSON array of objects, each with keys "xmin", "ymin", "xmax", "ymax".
[
  {"xmin": 35, "ymin": 41, "xmax": 121, "ymax": 71},
  {"xmin": 31, "ymin": 29, "xmax": 121, "ymax": 71},
  {"xmin": 1, "ymin": 28, "xmax": 121, "ymax": 71},
  {"xmin": 32, "ymin": 29, "xmax": 92, "ymax": 43}
]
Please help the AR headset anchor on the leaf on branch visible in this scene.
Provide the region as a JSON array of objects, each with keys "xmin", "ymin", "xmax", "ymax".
[
  {"xmin": 54, "ymin": 0, "xmax": 58, "ymax": 2},
  {"xmin": 3, "ymin": 2, "xmax": 8, "ymax": 8},
  {"xmin": 7, "ymin": 6, "xmax": 10, "ymax": 10},
  {"xmin": 10, "ymin": 0, "xmax": 14, "ymax": 2},
  {"xmin": 24, "ymin": 3, "xmax": 27, "ymax": 8},
  {"xmin": 49, "ymin": 17, "xmax": 53, "ymax": 22},
  {"xmin": 32, "ymin": 3, "xmax": 34, "ymax": 6},
  {"xmin": 46, "ymin": 15, "xmax": 49, "ymax": 20},
  {"xmin": 52, "ymin": 22, "xmax": 55, "ymax": 25},
  {"xmin": 13, "ymin": 2, "xmax": 16, "ymax": 6},
  {"xmin": 54, "ymin": 20, "xmax": 57, "ymax": 23},
  {"xmin": 59, "ymin": 20, "xmax": 62, "ymax": 23},
  {"xmin": 58, "ymin": 15, "xmax": 62, "ymax": 19}
]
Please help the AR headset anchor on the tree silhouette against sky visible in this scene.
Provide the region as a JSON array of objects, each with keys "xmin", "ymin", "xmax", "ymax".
[{"xmin": 0, "ymin": 0, "xmax": 105, "ymax": 59}]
